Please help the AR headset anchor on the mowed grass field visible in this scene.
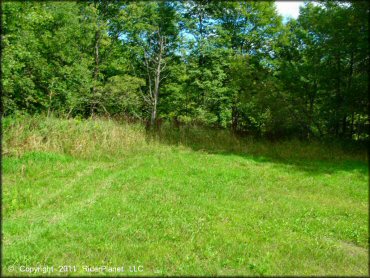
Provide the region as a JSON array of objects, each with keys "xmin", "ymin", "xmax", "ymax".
[{"xmin": 2, "ymin": 116, "xmax": 368, "ymax": 276}]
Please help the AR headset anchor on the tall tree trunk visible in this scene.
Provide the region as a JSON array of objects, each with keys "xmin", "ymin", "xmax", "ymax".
[
  {"xmin": 150, "ymin": 35, "xmax": 165, "ymax": 127},
  {"xmin": 150, "ymin": 104, "xmax": 157, "ymax": 127},
  {"xmin": 150, "ymin": 55, "xmax": 161, "ymax": 127}
]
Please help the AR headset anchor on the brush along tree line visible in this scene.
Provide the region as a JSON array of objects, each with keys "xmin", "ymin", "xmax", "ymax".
[{"xmin": 2, "ymin": 1, "xmax": 369, "ymax": 139}]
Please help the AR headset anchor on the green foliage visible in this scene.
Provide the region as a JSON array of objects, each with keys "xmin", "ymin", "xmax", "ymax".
[
  {"xmin": 2, "ymin": 2, "xmax": 94, "ymax": 115},
  {"xmin": 100, "ymin": 75, "xmax": 145, "ymax": 117},
  {"xmin": 2, "ymin": 1, "xmax": 369, "ymax": 140}
]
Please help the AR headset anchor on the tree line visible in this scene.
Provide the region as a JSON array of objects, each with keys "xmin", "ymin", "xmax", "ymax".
[{"xmin": 2, "ymin": 1, "xmax": 369, "ymax": 140}]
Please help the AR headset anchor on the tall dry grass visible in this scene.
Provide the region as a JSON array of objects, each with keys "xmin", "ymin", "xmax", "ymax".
[
  {"xmin": 3, "ymin": 115, "xmax": 367, "ymax": 162},
  {"xmin": 2, "ymin": 115, "xmax": 148, "ymax": 160}
]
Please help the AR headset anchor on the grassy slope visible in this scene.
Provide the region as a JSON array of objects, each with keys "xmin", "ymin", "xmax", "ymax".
[{"xmin": 2, "ymin": 117, "xmax": 368, "ymax": 276}]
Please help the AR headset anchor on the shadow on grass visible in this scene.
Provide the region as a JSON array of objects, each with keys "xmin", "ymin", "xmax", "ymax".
[{"xmin": 145, "ymin": 124, "xmax": 368, "ymax": 177}]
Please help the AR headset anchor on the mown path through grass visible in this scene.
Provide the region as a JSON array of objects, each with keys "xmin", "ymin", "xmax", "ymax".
[{"xmin": 2, "ymin": 145, "xmax": 368, "ymax": 276}]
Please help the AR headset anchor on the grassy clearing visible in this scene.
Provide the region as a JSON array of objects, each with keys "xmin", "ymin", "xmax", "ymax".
[{"xmin": 2, "ymin": 116, "xmax": 368, "ymax": 276}]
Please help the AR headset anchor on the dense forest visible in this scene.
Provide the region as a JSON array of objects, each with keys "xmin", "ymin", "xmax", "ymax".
[{"xmin": 2, "ymin": 1, "xmax": 369, "ymax": 140}]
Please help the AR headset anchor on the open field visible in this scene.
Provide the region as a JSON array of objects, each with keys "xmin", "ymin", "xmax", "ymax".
[{"xmin": 2, "ymin": 116, "xmax": 368, "ymax": 276}]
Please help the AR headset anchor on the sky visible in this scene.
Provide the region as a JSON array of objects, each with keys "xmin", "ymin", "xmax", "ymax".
[{"xmin": 275, "ymin": 1, "xmax": 304, "ymax": 19}]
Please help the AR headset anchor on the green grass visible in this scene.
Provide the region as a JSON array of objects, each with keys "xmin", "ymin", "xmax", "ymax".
[{"xmin": 2, "ymin": 116, "xmax": 368, "ymax": 276}]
